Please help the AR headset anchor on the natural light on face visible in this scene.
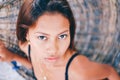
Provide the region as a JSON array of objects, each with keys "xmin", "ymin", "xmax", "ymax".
[{"xmin": 27, "ymin": 13, "xmax": 70, "ymax": 65}]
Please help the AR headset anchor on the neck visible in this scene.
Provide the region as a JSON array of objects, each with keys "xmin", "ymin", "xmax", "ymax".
[{"xmin": 32, "ymin": 49, "xmax": 76, "ymax": 80}]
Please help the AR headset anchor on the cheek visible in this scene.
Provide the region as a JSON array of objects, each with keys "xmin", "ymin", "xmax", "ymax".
[
  {"xmin": 58, "ymin": 38, "xmax": 70, "ymax": 54},
  {"xmin": 30, "ymin": 36, "xmax": 45, "ymax": 53},
  {"xmin": 30, "ymin": 43, "xmax": 46, "ymax": 62},
  {"xmin": 30, "ymin": 41, "xmax": 45, "ymax": 57},
  {"xmin": 32, "ymin": 44, "xmax": 45, "ymax": 52}
]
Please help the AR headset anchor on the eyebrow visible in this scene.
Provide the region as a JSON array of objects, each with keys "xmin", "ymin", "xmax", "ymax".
[
  {"xmin": 34, "ymin": 30, "xmax": 69, "ymax": 36},
  {"xmin": 58, "ymin": 30, "xmax": 69, "ymax": 35}
]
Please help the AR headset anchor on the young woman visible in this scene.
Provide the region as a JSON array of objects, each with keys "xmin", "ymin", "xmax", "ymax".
[{"xmin": 0, "ymin": 0, "xmax": 119, "ymax": 80}]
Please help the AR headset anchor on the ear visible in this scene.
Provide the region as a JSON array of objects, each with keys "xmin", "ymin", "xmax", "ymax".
[
  {"xmin": 26, "ymin": 31, "xmax": 30, "ymax": 41},
  {"xmin": 18, "ymin": 41, "xmax": 28, "ymax": 56}
]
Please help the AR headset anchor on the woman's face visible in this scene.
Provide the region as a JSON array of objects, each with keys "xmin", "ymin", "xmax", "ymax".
[{"xmin": 27, "ymin": 13, "xmax": 70, "ymax": 65}]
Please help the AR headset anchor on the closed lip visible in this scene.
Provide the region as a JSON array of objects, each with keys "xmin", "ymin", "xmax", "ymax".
[{"xmin": 45, "ymin": 57, "xmax": 58, "ymax": 61}]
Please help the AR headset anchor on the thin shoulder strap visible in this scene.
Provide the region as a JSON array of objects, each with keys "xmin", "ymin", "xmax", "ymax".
[
  {"xmin": 28, "ymin": 44, "xmax": 37, "ymax": 80},
  {"xmin": 65, "ymin": 52, "xmax": 79, "ymax": 80}
]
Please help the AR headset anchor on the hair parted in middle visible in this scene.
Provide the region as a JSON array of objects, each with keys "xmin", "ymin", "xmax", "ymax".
[{"xmin": 16, "ymin": 0, "xmax": 76, "ymax": 50}]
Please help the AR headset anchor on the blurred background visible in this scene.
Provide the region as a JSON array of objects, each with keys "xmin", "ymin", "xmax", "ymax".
[{"xmin": 0, "ymin": 0, "xmax": 120, "ymax": 80}]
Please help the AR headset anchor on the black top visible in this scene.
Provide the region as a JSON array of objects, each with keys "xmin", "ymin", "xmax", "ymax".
[
  {"xmin": 65, "ymin": 52, "xmax": 79, "ymax": 80},
  {"xmin": 65, "ymin": 52, "xmax": 108, "ymax": 80}
]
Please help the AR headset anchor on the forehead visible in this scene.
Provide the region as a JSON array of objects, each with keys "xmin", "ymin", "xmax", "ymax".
[{"xmin": 29, "ymin": 13, "xmax": 70, "ymax": 33}]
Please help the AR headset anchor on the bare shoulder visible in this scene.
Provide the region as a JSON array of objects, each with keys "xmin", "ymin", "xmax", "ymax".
[{"xmin": 69, "ymin": 54, "xmax": 120, "ymax": 80}]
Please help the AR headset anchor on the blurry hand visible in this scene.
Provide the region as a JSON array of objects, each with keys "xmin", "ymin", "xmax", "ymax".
[{"xmin": 0, "ymin": 41, "xmax": 15, "ymax": 62}]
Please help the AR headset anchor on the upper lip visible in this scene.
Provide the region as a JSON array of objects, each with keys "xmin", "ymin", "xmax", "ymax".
[{"xmin": 45, "ymin": 57, "xmax": 58, "ymax": 60}]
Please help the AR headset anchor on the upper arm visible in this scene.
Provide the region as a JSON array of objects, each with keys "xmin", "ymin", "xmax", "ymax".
[
  {"xmin": 107, "ymin": 65, "xmax": 120, "ymax": 80},
  {"xmin": 91, "ymin": 62, "xmax": 120, "ymax": 80},
  {"xmin": 89, "ymin": 61, "xmax": 120, "ymax": 80},
  {"xmin": 80, "ymin": 59, "xmax": 119, "ymax": 80}
]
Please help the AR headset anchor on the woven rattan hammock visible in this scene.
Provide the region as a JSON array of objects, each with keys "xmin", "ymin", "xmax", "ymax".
[{"xmin": 0, "ymin": 0, "xmax": 120, "ymax": 79}]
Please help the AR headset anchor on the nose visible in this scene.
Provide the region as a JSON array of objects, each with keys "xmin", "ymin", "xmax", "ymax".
[{"xmin": 46, "ymin": 39, "xmax": 58, "ymax": 55}]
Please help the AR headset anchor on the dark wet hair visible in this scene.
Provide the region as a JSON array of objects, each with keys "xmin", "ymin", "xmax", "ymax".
[{"xmin": 16, "ymin": 0, "xmax": 76, "ymax": 50}]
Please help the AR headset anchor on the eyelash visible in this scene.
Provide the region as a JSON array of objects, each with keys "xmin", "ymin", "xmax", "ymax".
[
  {"xmin": 58, "ymin": 34, "xmax": 68, "ymax": 39},
  {"xmin": 37, "ymin": 36, "xmax": 47, "ymax": 40},
  {"xmin": 37, "ymin": 34, "xmax": 68, "ymax": 40}
]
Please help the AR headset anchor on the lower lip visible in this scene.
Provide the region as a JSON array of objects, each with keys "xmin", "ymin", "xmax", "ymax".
[{"xmin": 45, "ymin": 57, "xmax": 58, "ymax": 62}]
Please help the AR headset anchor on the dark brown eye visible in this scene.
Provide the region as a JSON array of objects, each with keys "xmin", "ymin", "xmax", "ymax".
[
  {"xmin": 38, "ymin": 36, "xmax": 47, "ymax": 40},
  {"xmin": 58, "ymin": 34, "xmax": 67, "ymax": 39}
]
